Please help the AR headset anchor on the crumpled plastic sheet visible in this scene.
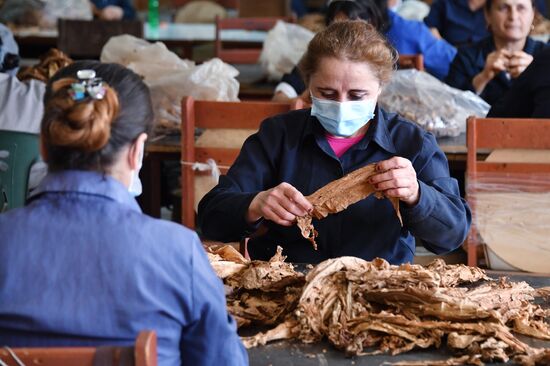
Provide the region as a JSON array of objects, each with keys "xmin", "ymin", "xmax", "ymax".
[
  {"xmin": 379, "ymin": 69, "xmax": 490, "ymax": 137},
  {"xmin": 466, "ymin": 172, "xmax": 550, "ymax": 268},
  {"xmin": 101, "ymin": 35, "xmax": 240, "ymax": 132},
  {"xmin": 259, "ymin": 21, "xmax": 314, "ymax": 81}
]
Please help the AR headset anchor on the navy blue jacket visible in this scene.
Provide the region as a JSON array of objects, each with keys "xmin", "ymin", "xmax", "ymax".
[
  {"xmin": 488, "ymin": 45, "xmax": 550, "ymax": 118},
  {"xmin": 91, "ymin": 0, "xmax": 136, "ymax": 20},
  {"xmin": 424, "ymin": 0, "xmax": 489, "ymax": 46},
  {"xmin": 445, "ymin": 36, "xmax": 546, "ymax": 106},
  {"xmin": 198, "ymin": 107, "xmax": 471, "ymax": 264},
  {"xmin": 424, "ymin": 0, "xmax": 547, "ymax": 46}
]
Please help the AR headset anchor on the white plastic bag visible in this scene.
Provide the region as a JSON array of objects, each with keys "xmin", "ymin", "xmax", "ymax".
[
  {"xmin": 101, "ymin": 35, "xmax": 239, "ymax": 132},
  {"xmin": 396, "ymin": 0, "xmax": 430, "ymax": 21},
  {"xmin": 41, "ymin": 0, "xmax": 92, "ymax": 28},
  {"xmin": 379, "ymin": 69, "xmax": 490, "ymax": 137},
  {"xmin": 259, "ymin": 21, "xmax": 314, "ymax": 81}
]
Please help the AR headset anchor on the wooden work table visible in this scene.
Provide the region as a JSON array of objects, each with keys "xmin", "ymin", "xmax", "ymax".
[
  {"xmin": 244, "ymin": 270, "xmax": 550, "ymax": 365},
  {"xmin": 139, "ymin": 132, "xmax": 474, "ymax": 218},
  {"xmin": 13, "ymin": 23, "xmax": 266, "ymax": 59}
]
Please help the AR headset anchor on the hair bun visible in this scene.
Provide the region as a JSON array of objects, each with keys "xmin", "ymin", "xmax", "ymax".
[{"xmin": 45, "ymin": 78, "xmax": 119, "ymax": 152}]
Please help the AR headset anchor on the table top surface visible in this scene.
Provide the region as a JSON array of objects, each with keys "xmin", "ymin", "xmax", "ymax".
[
  {"xmin": 244, "ymin": 271, "xmax": 550, "ymax": 365},
  {"xmin": 13, "ymin": 22, "xmax": 267, "ymax": 43},
  {"xmin": 146, "ymin": 131, "xmax": 470, "ymax": 156}
]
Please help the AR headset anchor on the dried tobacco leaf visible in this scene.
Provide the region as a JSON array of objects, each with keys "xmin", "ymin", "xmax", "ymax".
[{"xmin": 296, "ymin": 164, "xmax": 402, "ymax": 250}]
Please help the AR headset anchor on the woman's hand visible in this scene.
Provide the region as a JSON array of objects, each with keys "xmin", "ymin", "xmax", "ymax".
[
  {"xmin": 507, "ymin": 51, "xmax": 533, "ymax": 78},
  {"xmin": 369, "ymin": 157, "xmax": 420, "ymax": 206},
  {"xmin": 485, "ymin": 49, "xmax": 511, "ymax": 78},
  {"xmin": 472, "ymin": 49, "xmax": 510, "ymax": 94},
  {"xmin": 247, "ymin": 182, "xmax": 313, "ymax": 226}
]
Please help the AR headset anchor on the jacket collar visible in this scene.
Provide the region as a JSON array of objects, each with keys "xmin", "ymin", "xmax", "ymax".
[
  {"xmin": 304, "ymin": 105, "xmax": 397, "ymax": 154},
  {"xmin": 482, "ymin": 36, "xmax": 539, "ymax": 56},
  {"xmin": 29, "ymin": 170, "xmax": 142, "ymax": 212}
]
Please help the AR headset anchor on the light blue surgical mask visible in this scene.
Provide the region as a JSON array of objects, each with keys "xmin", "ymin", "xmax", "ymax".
[
  {"xmin": 128, "ymin": 141, "xmax": 144, "ymax": 197},
  {"xmin": 310, "ymin": 95, "xmax": 376, "ymax": 137}
]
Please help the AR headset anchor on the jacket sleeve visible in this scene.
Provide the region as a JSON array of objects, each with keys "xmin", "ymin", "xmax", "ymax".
[
  {"xmin": 445, "ymin": 49, "xmax": 476, "ymax": 92},
  {"xmin": 415, "ymin": 22, "xmax": 457, "ymax": 79},
  {"xmin": 198, "ymin": 118, "xmax": 283, "ymax": 242},
  {"xmin": 179, "ymin": 236, "xmax": 248, "ymax": 366},
  {"xmin": 400, "ymin": 133, "xmax": 471, "ymax": 254}
]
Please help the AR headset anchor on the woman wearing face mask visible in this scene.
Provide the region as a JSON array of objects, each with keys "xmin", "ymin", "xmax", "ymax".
[
  {"xmin": 198, "ymin": 21, "xmax": 471, "ymax": 265},
  {"xmin": 445, "ymin": 0, "xmax": 546, "ymax": 106},
  {"xmin": 0, "ymin": 61, "xmax": 248, "ymax": 366}
]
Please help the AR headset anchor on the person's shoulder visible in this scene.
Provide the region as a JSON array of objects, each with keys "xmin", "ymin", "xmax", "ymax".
[
  {"xmin": 455, "ymin": 37, "xmax": 490, "ymax": 60},
  {"xmin": 260, "ymin": 108, "xmax": 311, "ymax": 131},
  {"xmin": 526, "ymin": 37, "xmax": 548, "ymax": 56},
  {"xmin": 129, "ymin": 212, "xmax": 202, "ymax": 253},
  {"xmin": 141, "ymin": 214, "xmax": 198, "ymax": 239},
  {"xmin": 458, "ymin": 37, "xmax": 488, "ymax": 52},
  {"xmin": 390, "ymin": 12, "xmax": 432, "ymax": 40},
  {"xmin": 382, "ymin": 108, "xmax": 427, "ymax": 139}
]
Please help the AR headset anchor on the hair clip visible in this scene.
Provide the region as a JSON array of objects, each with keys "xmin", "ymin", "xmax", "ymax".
[{"xmin": 69, "ymin": 69, "xmax": 106, "ymax": 101}]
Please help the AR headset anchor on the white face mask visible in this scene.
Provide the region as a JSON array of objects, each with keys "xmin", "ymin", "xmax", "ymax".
[
  {"xmin": 128, "ymin": 141, "xmax": 144, "ymax": 197},
  {"xmin": 310, "ymin": 95, "xmax": 376, "ymax": 137}
]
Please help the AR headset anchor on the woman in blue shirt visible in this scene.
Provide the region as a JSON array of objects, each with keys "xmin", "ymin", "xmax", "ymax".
[
  {"xmin": 199, "ymin": 21, "xmax": 471, "ymax": 265},
  {"xmin": 273, "ymin": 0, "xmax": 456, "ymax": 102},
  {"xmin": 0, "ymin": 61, "xmax": 247, "ymax": 366},
  {"xmin": 445, "ymin": 0, "xmax": 546, "ymax": 106}
]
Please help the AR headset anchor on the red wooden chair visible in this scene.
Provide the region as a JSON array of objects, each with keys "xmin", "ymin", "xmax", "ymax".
[
  {"xmin": 465, "ymin": 117, "xmax": 550, "ymax": 267},
  {"xmin": 0, "ymin": 331, "xmax": 157, "ymax": 366},
  {"xmin": 180, "ymin": 96, "xmax": 304, "ymax": 229}
]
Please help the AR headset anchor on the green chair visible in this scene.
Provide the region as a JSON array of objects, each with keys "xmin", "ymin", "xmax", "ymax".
[{"xmin": 0, "ymin": 130, "xmax": 40, "ymax": 213}]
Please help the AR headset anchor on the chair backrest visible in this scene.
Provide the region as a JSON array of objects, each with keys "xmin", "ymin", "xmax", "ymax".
[
  {"xmin": 397, "ymin": 54, "xmax": 424, "ymax": 71},
  {"xmin": 0, "ymin": 130, "xmax": 39, "ymax": 213},
  {"xmin": 465, "ymin": 117, "xmax": 550, "ymax": 266},
  {"xmin": 0, "ymin": 331, "xmax": 157, "ymax": 366},
  {"xmin": 214, "ymin": 16, "xmax": 294, "ymax": 64},
  {"xmin": 238, "ymin": 0, "xmax": 291, "ymax": 17},
  {"xmin": 57, "ymin": 19, "xmax": 143, "ymax": 59},
  {"xmin": 180, "ymin": 96, "xmax": 304, "ymax": 228}
]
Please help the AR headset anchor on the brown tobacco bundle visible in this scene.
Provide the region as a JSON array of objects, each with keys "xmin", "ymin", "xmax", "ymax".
[
  {"xmin": 206, "ymin": 244, "xmax": 248, "ymax": 279},
  {"xmin": 296, "ymin": 163, "xmax": 402, "ymax": 250},
  {"xmin": 209, "ymin": 245, "xmax": 305, "ymax": 327},
  {"xmin": 243, "ymin": 257, "xmax": 550, "ymax": 366},
  {"xmin": 17, "ymin": 49, "xmax": 73, "ymax": 82}
]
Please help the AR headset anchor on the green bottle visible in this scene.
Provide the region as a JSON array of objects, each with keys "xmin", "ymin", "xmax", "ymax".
[{"xmin": 148, "ymin": 0, "xmax": 159, "ymax": 30}]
